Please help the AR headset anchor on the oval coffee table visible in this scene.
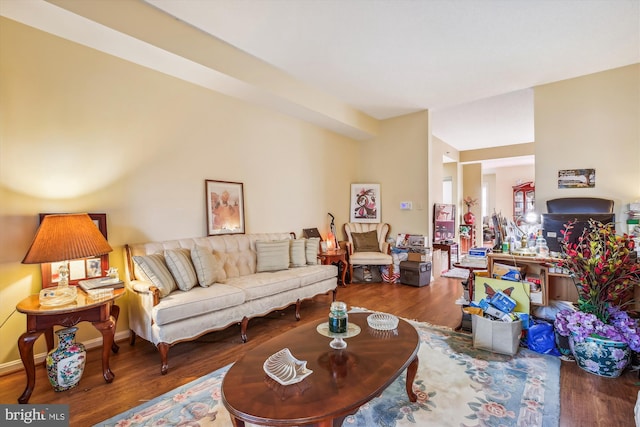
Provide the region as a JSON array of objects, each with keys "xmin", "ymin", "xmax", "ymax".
[{"xmin": 222, "ymin": 312, "xmax": 419, "ymax": 427}]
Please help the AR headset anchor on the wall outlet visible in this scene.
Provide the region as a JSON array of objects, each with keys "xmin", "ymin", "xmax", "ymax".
[{"xmin": 400, "ymin": 201, "xmax": 412, "ymax": 210}]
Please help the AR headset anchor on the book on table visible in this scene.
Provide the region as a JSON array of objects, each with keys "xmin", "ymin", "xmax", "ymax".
[{"xmin": 79, "ymin": 277, "xmax": 124, "ymax": 292}]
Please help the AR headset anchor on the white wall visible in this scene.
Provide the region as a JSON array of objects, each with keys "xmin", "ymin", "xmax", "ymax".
[
  {"xmin": 491, "ymin": 165, "xmax": 536, "ymax": 220},
  {"xmin": 534, "ymin": 64, "xmax": 640, "ymax": 222},
  {"xmin": 359, "ymin": 111, "xmax": 431, "ymax": 238},
  {"xmin": 0, "ymin": 18, "xmax": 360, "ymax": 366}
]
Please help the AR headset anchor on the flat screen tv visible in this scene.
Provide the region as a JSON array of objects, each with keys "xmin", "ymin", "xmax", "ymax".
[{"xmin": 541, "ymin": 213, "xmax": 615, "ymax": 254}]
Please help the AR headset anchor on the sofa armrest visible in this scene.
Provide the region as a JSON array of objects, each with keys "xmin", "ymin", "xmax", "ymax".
[
  {"xmin": 381, "ymin": 241, "xmax": 391, "ymax": 255},
  {"xmin": 128, "ymin": 280, "xmax": 161, "ymax": 306},
  {"xmin": 344, "ymin": 241, "xmax": 354, "ymax": 255}
]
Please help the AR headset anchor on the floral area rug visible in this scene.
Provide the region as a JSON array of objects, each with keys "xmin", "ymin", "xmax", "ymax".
[{"xmin": 96, "ymin": 318, "xmax": 560, "ymax": 427}]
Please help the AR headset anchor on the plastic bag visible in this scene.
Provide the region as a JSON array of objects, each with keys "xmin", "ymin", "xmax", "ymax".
[{"xmin": 526, "ymin": 319, "xmax": 560, "ymax": 356}]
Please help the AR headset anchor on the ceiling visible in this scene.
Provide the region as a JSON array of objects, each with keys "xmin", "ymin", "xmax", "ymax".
[{"xmin": 2, "ymin": 0, "xmax": 639, "ymax": 160}]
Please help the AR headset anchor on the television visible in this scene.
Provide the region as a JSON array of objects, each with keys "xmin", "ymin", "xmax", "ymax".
[{"xmin": 541, "ymin": 213, "xmax": 615, "ymax": 254}]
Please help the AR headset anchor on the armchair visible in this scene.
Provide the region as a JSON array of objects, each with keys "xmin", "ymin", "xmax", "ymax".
[{"xmin": 343, "ymin": 223, "xmax": 392, "ymax": 283}]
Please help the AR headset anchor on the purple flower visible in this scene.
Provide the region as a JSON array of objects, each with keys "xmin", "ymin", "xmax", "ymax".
[{"xmin": 554, "ymin": 306, "xmax": 640, "ymax": 352}]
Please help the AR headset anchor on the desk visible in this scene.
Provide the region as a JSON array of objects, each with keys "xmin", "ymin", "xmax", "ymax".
[
  {"xmin": 487, "ymin": 253, "xmax": 576, "ymax": 306},
  {"xmin": 319, "ymin": 249, "xmax": 348, "ymax": 285},
  {"xmin": 16, "ymin": 288, "xmax": 124, "ymax": 403}
]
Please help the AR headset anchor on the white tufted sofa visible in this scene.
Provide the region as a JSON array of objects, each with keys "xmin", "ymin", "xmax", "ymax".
[{"xmin": 124, "ymin": 232, "xmax": 337, "ymax": 374}]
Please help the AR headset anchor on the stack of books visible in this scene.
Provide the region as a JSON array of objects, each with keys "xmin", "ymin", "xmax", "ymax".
[{"xmin": 78, "ymin": 277, "xmax": 124, "ymax": 293}]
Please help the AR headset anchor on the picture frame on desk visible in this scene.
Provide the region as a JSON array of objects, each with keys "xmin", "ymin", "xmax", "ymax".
[{"xmin": 39, "ymin": 213, "xmax": 110, "ymax": 288}]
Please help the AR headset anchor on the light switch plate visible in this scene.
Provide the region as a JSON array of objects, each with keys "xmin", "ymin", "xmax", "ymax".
[{"xmin": 400, "ymin": 201, "xmax": 412, "ymax": 210}]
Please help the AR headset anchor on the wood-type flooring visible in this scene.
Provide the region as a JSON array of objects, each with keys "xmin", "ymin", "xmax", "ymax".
[{"xmin": 1, "ymin": 276, "xmax": 638, "ymax": 426}]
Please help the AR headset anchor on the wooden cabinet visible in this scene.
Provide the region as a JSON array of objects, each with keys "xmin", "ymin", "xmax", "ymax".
[
  {"xmin": 433, "ymin": 203, "xmax": 456, "ymax": 243},
  {"xmin": 487, "ymin": 253, "xmax": 577, "ymax": 308},
  {"xmin": 547, "ymin": 272, "xmax": 578, "ymax": 302},
  {"xmin": 459, "ymin": 224, "xmax": 476, "ymax": 254},
  {"xmin": 513, "ymin": 182, "xmax": 535, "ymax": 219}
]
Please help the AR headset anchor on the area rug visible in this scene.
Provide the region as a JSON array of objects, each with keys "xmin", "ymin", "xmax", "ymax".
[{"xmin": 96, "ymin": 318, "xmax": 560, "ymax": 427}]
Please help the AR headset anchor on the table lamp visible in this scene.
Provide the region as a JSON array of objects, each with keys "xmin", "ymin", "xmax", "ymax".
[{"xmin": 22, "ymin": 213, "xmax": 113, "ymax": 306}]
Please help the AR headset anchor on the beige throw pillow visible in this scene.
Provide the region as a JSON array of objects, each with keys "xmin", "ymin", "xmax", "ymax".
[
  {"xmin": 351, "ymin": 230, "xmax": 380, "ymax": 252},
  {"xmin": 290, "ymin": 239, "xmax": 307, "ymax": 267},
  {"xmin": 305, "ymin": 237, "xmax": 320, "ymax": 265},
  {"xmin": 191, "ymin": 245, "xmax": 227, "ymax": 287},
  {"xmin": 256, "ymin": 240, "xmax": 290, "ymax": 272},
  {"xmin": 132, "ymin": 253, "xmax": 177, "ymax": 297},
  {"xmin": 164, "ymin": 248, "xmax": 198, "ymax": 291}
]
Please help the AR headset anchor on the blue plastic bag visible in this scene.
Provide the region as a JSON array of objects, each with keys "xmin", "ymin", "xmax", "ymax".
[{"xmin": 526, "ymin": 320, "xmax": 560, "ymax": 356}]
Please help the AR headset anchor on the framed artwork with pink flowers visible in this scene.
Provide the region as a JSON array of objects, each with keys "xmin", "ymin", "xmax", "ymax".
[
  {"xmin": 350, "ymin": 183, "xmax": 381, "ymax": 223},
  {"xmin": 205, "ymin": 180, "xmax": 245, "ymax": 236}
]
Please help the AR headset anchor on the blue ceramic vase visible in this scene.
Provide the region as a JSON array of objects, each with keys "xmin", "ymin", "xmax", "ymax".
[
  {"xmin": 569, "ymin": 333, "xmax": 630, "ymax": 378},
  {"xmin": 46, "ymin": 327, "xmax": 87, "ymax": 391}
]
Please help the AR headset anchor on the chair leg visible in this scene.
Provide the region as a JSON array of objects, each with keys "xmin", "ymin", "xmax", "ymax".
[{"xmin": 350, "ymin": 264, "xmax": 354, "ymax": 283}]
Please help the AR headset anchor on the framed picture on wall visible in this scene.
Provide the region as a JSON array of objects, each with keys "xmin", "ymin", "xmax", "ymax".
[
  {"xmin": 433, "ymin": 203, "xmax": 456, "ymax": 243},
  {"xmin": 350, "ymin": 183, "xmax": 381, "ymax": 223},
  {"xmin": 558, "ymin": 168, "xmax": 595, "ymax": 188},
  {"xmin": 206, "ymin": 180, "xmax": 245, "ymax": 235},
  {"xmin": 39, "ymin": 213, "xmax": 109, "ymax": 288}
]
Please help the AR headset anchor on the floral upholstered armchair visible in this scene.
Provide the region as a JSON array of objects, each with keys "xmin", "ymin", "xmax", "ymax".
[{"xmin": 343, "ymin": 223, "xmax": 392, "ymax": 283}]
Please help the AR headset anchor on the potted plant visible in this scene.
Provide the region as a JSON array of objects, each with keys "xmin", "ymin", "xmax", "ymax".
[{"xmin": 554, "ymin": 219, "xmax": 640, "ymax": 377}]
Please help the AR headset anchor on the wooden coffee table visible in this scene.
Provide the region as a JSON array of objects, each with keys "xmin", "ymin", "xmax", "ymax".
[{"xmin": 222, "ymin": 312, "xmax": 419, "ymax": 427}]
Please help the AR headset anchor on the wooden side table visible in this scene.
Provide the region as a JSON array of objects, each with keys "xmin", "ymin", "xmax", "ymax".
[
  {"xmin": 319, "ymin": 249, "xmax": 348, "ymax": 286},
  {"xmin": 15, "ymin": 288, "xmax": 124, "ymax": 403}
]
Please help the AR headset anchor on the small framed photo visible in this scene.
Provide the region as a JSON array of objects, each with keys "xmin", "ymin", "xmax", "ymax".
[
  {"xmin": 206, "ymin": 180, "xmax": 245, "ymax": 236},
  {"xmin": 350, "ymin": 183, "xmax": 381, "ymax": 223}
]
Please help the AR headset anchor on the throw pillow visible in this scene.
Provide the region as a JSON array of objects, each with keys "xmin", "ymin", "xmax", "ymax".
[
  {"xmin": 164, "ymin": 248, "xmax": 198, "ymax": 291},
  {"xmin": 132, "ymin": 254, "xmax": 177, "ymax": 297},
  {"xmin": 351, "ymin": 230, "xmax": 381, "ymax": 252},
  {"xmin": 305, "ymin": 237, "xmax": 320, "ymax": 265},
  {"xmin": 191, "ymin": 245, "xmax": 227, "ymax": 287},
  {"xmin": 290, "ymin": 239, "xmax": 307, "ymax": 267},
  {"xmin": 256, "ymin": 240, "xmax": 290, "ymax": 272}
]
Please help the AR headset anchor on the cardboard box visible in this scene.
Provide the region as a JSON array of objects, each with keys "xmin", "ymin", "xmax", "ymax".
[
  {"xmin": 472, "ymin": 315, "xmax": 522, "ymax": 355},
  {"xmin": 407, "ymin": 252, "xmax": 426, "ymax": 262}
]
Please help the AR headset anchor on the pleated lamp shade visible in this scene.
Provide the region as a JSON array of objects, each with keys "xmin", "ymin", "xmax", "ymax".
[{"xmin": 22, "ymin": 213, "xmax": 113, "ymax": 264}]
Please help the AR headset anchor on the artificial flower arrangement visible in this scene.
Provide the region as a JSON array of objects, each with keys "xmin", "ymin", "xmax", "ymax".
[
  {"xmin": 463, "ymin": 196, "xmax": 478, "ymax": 210},
  {"xmin": 554, "ymin": 219, "xmax": 640, "ymax": 352}
]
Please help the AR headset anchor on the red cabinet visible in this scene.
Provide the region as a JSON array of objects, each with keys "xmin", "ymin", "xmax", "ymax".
[{"xmin": 513, "ymin": 182, "xmax": 535, "ymax": 220}]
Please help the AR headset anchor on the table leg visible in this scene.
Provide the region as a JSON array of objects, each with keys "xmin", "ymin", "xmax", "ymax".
[
  {"xmin": 92, "ymin": 315, "xmax": 116, "ymax": 383},
  {"xmin": 339, "ymin": 259, "xmax": 348, "ymax": 286},
  {"xmin": 110, "ymin": 305, "xmax": 120, "ymax": 353},
  {"xmin": 18, "ymin": 330, "xmax": 43, "ymax": 404},
  {"xmin": 44, "ymin": 327, "xmax": 54, "ymax": 352},
  {"xmin": 405, "ymin": 355, "xmax": 419, "ymax": 402}
]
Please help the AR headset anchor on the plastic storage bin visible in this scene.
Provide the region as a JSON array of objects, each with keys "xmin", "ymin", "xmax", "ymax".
[{"xmin": 399, "ymin": 261, "xmax": 431, "ymax": 287}]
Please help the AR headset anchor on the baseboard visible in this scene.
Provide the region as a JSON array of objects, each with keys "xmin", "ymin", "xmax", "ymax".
[{"xmin": 0, "ymin": 330, "xmax": 131, "ymax": 377}]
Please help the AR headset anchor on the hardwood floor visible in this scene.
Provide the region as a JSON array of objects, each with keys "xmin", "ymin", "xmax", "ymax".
[{"xmin": 1, "ymin": 277, "xmax": 638, "ymax": 426}]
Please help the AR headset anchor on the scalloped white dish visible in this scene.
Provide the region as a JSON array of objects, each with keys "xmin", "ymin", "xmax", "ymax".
[
  {"xmin": 367, "ymin": 313, "xmax": 399, "ymax": 331},
  {"xmin": 263, "ymin": 348, "xmax": 312, "ymax": 386}
]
